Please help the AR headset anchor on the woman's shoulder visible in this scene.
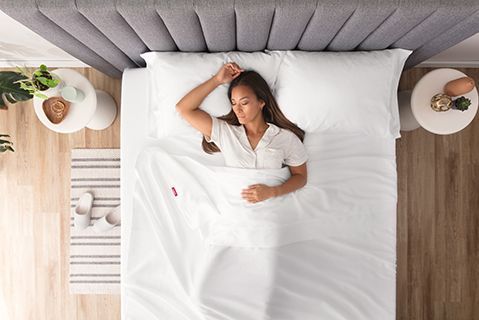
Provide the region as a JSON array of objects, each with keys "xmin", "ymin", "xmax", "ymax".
[
  {"xmin": 213, "ymin": 117, "xmax": 243, "ymax": 134},
  {"xmin": 274, "ymin": 125, "xmax": 300, "ymax": 142}
]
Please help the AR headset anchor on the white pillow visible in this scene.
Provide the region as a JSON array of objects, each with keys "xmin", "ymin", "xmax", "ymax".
[
  {"xmin": 272, "ymin": 48, "xmax": 412, "ymax": 138},
  {"xmin": 140, "ymin": 51, "xmax": 285, "ymax": 139}
]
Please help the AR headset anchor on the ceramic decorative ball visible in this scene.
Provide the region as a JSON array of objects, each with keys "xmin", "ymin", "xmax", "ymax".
[{"xmin": 430, "ymin": 93, "xmax": 452, "ymax": 112}]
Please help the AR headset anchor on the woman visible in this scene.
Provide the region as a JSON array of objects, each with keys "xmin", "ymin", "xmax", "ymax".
[{"xmin": 176, "ymin": 62, "xmax": 308, "ymax": 204}]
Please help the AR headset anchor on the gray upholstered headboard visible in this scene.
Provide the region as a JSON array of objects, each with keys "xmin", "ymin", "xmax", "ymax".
[{"xmin": 1, "ymin": 0, "xmax": 478, "ymax": 78}]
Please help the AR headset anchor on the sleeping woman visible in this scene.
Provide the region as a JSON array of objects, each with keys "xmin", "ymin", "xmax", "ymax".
[{"xmin": 176, "ymin": 62, "xmax": 308, "ymax": 204}]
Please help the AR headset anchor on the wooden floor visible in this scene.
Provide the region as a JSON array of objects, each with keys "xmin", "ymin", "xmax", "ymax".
[
  {"xmin": 0, "ymin": 66, "xmax": 478, "ymax": 320},
  {"xmin": 0, "ymin": 68, "xmax": 121, "ymax": 320},
  {"xmin": 396, "ymin": 67, "xmax": 479, "ymax": 320}
]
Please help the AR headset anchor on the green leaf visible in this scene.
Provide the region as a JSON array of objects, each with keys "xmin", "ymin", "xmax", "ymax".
[
  {"xmin": 34, "ymin": 92, "xmax": 48, "ymax": 100},
  {"xmin": 35, "ymin": 76, "xmax": 49, "ymax": 85},
  {"xmin": 17, "ymin": 81, "xmax": 35, "ymax": 93},
  {"xmin": 44, "ymin": 78, "xmax": 58, "ymax": 88},
  {"xmin": 19, "ymin": 82, "xmax": 29, "ymax": 90},
  {"xmin": 15, "ymin": 66, "xmax": 30, "ymax": 78},
  {"xmin": 50, "ymin": 78, "xmax": 60, "ymax": 87},
  {"xmin": 4, "ymin": 93, "xmax": 17, "ymax": 104},
  {"xmin": 0, "ymin": 71, "xmax": 33, "ymax": 108},
  {"xmin": 0, "ymin": 133, "xmax": 14, "ymax": 152},
  {"xmin": 39, "ymin": 64, "xmax": 47, "ymax": 71}
]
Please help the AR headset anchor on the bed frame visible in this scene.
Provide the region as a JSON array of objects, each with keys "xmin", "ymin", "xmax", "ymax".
[{"xmin": 1, "ymin": 0, "xmax": 479, "ymax": 78}]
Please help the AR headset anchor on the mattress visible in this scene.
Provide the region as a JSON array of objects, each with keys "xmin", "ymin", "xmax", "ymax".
[{"xmin": 121, "ymin": 68, "xmax": 398, "ymax": 319}]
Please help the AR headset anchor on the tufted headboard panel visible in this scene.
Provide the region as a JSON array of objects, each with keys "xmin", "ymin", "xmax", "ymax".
[{"xmin": 1, "ymin": 0, "xmax": 478, "ymax": 78}]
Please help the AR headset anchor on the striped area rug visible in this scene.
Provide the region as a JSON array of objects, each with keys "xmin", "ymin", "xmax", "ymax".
[{"xmin": 70, "ymin": 148, "xmax": 120, "ymax": 294}]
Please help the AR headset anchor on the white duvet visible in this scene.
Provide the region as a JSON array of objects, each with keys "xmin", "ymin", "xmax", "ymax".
[{"xmin": 125, "ymin": 133, "xmax": 398, "ymax": 320}]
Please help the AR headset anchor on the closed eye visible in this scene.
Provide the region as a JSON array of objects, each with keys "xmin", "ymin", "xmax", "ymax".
[
  {"xmin": 232, "ymin": 103, "xmax": 248, "ymax": 107},
  {"xmin": 231, "ymin": 100, "xmax": 249, "ymax": 105}
]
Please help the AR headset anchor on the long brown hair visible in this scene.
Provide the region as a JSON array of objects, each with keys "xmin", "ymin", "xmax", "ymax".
[{"xmin": 202, "ymin": 70, "xmax": 305, "ymax": 154}]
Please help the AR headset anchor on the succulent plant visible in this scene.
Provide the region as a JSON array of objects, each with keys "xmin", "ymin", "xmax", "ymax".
[
  {"xmin": 452, "ymin": 96, "xmax": 471, "ymax": 111},
  {"xmin": 0, "ymin": 134, "xmax": 14, "ymax": 153}
]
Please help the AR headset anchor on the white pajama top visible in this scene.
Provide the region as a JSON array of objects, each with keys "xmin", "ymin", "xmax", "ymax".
[{"xmin": 205, "ymin": 116, "xmax": 308, "ymax": 169}]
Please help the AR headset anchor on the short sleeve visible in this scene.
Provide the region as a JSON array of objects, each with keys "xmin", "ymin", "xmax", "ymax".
[
  {"xmin": 205, "ymin": 116, "xmax": 225, "ymax": 149},
  {"xmin": 284, "ymin": 133, "xmax": 308, "ymax": 166}
]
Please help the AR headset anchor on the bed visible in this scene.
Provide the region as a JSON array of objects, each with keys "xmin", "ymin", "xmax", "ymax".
[
  {"xmin": 120, "ymin": 59, "xmax": 399, "ymax": 319},
  {"xmin": 0, "ymin": 1, "xmax": 477, "ymax": 319}
]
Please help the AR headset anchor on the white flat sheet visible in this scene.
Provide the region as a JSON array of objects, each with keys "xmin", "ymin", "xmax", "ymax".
[{"xmin": 121, "ymin": 68, "xmax": 398, "ymax": 320}]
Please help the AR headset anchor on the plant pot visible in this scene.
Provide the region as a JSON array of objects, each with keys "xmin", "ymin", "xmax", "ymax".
[{"xmin": 32, "ymin": 70, "xmax": 53, "ymax": 91}]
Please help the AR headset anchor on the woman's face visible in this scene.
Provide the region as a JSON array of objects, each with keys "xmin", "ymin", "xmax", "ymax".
[{"xmin": 230, "ymin": 85, "xmax": 265, "ymax": 124}]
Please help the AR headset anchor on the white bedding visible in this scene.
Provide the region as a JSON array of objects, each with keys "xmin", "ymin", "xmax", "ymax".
[{"xmin": 121, "ymin": 68, "xmax": 398, "ymax": 319}]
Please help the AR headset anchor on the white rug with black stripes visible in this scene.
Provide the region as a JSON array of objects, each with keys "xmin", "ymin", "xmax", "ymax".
[{"xmin": 70, "ymin": 148, "xmax": 120, "ymax": 294}]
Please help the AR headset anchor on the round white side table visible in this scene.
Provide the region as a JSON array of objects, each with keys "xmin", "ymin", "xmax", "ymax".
[
  {"xmin": 33, "ymin": 69, "xmax": 117, "ymax": 133},
  {"xmin": 408, "ymin": 68, "xmax": 478, "ymax": 135}
]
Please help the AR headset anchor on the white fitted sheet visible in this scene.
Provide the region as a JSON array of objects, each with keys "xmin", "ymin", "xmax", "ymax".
[{"xmin": 121, "ymin": 68, "xmax": 398, "ymax": 320}]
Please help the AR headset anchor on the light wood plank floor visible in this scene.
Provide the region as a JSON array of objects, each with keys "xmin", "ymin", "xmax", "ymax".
[
  {"xmin": 0, "ymin": 68, "xmax": 121, "ymax": 320},
  {"xmin": 0, "ymin": 67, "xmax": 477, "ymax": 320}
]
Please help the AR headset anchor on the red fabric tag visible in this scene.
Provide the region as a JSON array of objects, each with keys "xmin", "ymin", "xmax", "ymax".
[{"xmin": 171, "ymin": 187, "xmax": 178, "ymax": 197}]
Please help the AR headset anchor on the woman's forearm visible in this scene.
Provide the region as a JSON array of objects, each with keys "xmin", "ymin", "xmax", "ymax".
[
  {"xmin": 176, "ymin": 76, "xmax": 221, "ymax": 112},
  {"xmin": 272, "ymin": 174, "xmax": 307, "ymax": 197}
]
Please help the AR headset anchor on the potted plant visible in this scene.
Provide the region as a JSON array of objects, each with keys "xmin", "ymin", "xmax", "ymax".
[
  {"xmin": 451, "ymin": 96, "xmax": 471, "ymax": 111},
  {"xmin": 0, "ymin": 134, "xmax": 14, "ymax": 153},
  {"xmin": 15, "ymin": 64, "xmax": 61, "ymax": 100},
  {"xmin": 0, "ymin": 71, "xmax": 32, "ymax": 110},
  {"xmin": 0, "ymin": 64, "xmax": 60, "ymax": 110}
]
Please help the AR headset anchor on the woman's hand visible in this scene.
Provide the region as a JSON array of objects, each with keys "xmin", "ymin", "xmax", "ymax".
[
  {"xmin": 214, "ymin": 62, "xmax": 244, "ymax": 85},
  {"xmin": 241, "ymin": 184, "xmax": 276, "ymax": 204}
]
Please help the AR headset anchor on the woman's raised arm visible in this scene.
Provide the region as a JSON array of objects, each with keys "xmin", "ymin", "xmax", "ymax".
[{"xmin": 176, "ymin": 62, "xmax": 244, "ymax": 138}]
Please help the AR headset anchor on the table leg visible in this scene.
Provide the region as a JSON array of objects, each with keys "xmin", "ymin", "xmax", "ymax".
[
  {"xmin": 87, "ymin": 90, "xmax": 117, "ymax": 130},
  {"xmin": 398, "ymin": 90, "xmax": 420, "ymax": 132}
]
